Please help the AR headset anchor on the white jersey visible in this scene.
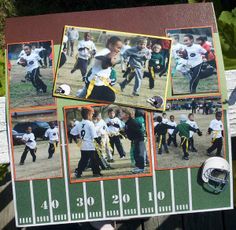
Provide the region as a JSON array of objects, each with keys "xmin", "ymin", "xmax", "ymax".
[
  {"xmin": 162, "ymin": 118, "xmax": 169, "ymax": 124},
  {"xmin": 87, "ymin": 48, "xmax": 113, "ymax": 86},
  {"xmin": 167, "ymin": 121, "xmax": 177, "ymax": 135},
  {"xmin": 22, "ymin": 133, "xmax": 36, "ymax": 149},
  {"xmin": 45, "ymin": 127, "xmax": 59, "ymax": 143},
  {"xmin": 172, "ymin": 43, "xmax": 185, "ymax": 59},
  {"xmin": 187, "ymin": 120, "xmax": 199, "ymax": 138},
  {"xmin": 68, "ymin": 29, "xmax": 79, "ymax": 41},
  {"xmin": 209, "ymin": 119, "xmax": 223, "ymax": 139},
  {"xmin": 185, "ymin": 44, "xmax": 207, "ymax": 68},
  {"xmin": 74, "ymin": 120, "xmax": 80, "ymax": 126},
  {"xmin": 105, "ymin": 117, "xmax": 122, "ymax": 135},
  {"xmin": 70, "ymin": 119, "xmax": 97, "ymax": 151},
  {"xmin": 78, "ymin": 40, "xmax": 96, "ymax": 60},
  {"xmin": 18, "ymin": 47, "xmax": 45, "ymax": 58},
  {"xmin": 17, "ymin": 52, "xmax": 41, "ymax": 72},
  {"xmin": 94, "ymin": 119, "xmax": 108, "ymax": 137}
]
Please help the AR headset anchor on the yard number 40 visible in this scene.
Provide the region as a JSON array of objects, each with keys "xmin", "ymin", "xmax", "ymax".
[{"xmin": 41, "ymin": 200, "xmax": 59, "ymax": 210}]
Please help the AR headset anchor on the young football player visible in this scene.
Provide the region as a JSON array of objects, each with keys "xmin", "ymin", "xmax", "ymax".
[
  {"xmin": 167, "ymin": 115, "xmax": 178, "ymax": 147},
  {"xmin": 121, "ymin": 108, "xmax": 145, "ymax": 174},
  {"xmin": 148, "ymin": 44, "xmax": 164, "ymax": 89},
  {"xmin": 44, "ymin": 122, "xmax": 59, "ymax": 159},
  {"xmin": 207, "ymin": 111, "xmax": 223, "ymax": 157},
  {"xmin": 17, "ymin": 44, "xmax": 47, "ymax": 94},
  {"xmin": 19, "ymin": 126, "xmax": 37, "ymax": 165},
  {"xmin": 172, "ymin": 115, "xmax": 202, "ymax": 160},
  {"xmin": 70, "ymin": 107, "xmax": 102, "ymax": 178},
  {"xmin": 154, "ymin": 116, "xmax": 175, "ymax": 155},
  {"xmin": 186, "ymin": 113, "xmax": 199, "ymax": 152},
  {"xmin": 105, "ymin": 108, "xmax": 126, "ymax": 158},
  {"xmin": 119, "ymin": 38, "xmax": 151, "ymax": 96},
  {"xmin": 120, "ymin": 38, "xmax": 131, "ymax": 72},
  {"xmin": 71, "ymin": 32, "xmax": 96, "ymax": 80}
]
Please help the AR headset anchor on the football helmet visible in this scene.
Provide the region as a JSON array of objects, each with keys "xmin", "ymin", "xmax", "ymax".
[
  {"xmin": 55, "ymin": 84, "xmax": 71, "ymax": 96},
  {"xmin": 146, "ymin": 95, "xmax": 164, "ymax": 108},
  {"xmin": 202, "ymin": 157, "xmax": 230, "ymax": 194}
]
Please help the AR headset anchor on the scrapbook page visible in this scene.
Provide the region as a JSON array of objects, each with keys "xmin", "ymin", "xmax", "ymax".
[{"xmin": 5, "ymin": 3, "xmax": 233, "ymax": 227}]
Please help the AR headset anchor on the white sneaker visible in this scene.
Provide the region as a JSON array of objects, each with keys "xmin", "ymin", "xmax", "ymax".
[{"xmin": 132, "ymin": 167, "xmax": 144, "ymax": 174}]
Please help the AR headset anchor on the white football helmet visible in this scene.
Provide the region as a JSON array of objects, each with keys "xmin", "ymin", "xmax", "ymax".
[
  {"xmin": 202, "ymin": 157, "xmax": 230, "ymax": 193},
  {"xmin": 55, "ymin": 84, "xmax": 71, "ymax": 96}
]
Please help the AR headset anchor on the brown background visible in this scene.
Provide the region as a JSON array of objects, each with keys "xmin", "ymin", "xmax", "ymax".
[{"xmin": 5, "ymin": 3, "xmax": 217, "ymax": 45}]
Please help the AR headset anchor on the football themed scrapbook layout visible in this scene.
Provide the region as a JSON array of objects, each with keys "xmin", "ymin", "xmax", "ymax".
[{"xmin": 5, "ymin": 3, "xmax": 233, "ymax": 227}]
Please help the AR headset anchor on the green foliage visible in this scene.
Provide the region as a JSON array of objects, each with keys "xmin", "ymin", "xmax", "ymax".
[
  {"xmin": 218, "ymin": 8, "xmax": 236, "ymax": 70},
  {"xmin": 0, "ymin": 49, "xmax": 5, "ymax": 96}
]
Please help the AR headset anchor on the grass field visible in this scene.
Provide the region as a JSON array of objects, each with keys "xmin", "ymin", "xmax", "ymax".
[
  {"xmin": 9, "ymin": 60, "xmax": 54, "ymax": 108},
  {"xmin": 155, "ymin": 110, "xmax": 224, "ymax": 169},
  {"xmin": 55, "ymin": 43, "xmax": 168, "ymax": 110},
  {"xmin": 68, "ymin": 138, "xmax": 151, "ymax": 181},
  {"xmin": 13, "ymin": 140, "xmax": 63, "ymax": 180}
]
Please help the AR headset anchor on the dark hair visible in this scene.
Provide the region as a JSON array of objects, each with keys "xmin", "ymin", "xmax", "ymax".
[
  {"xmin": 184, "ymin": 34, "xmax": 194, "ymax": 40},
  {"xmin": 135, "ymin": 109, "xmax": 144, "ymax": 118},
  {"xmin": 170, "ymin": 115, "xmax": 175, "ymax": 119},
  {"xmin": 108, "ymin": 108, "xmax": 114, "ymax": 114},
  {"xmin": 215, "ymin": 111, "xmax": 222, "ymax": 118},
  {"xmin": 173, "ymin": 34, "xmax": 180, "ymax": 41},
  {"xmin": 124, "ymin": 38, "xmax": 130, "ymax": 43},
  {"xmin": 93, "ymin": 110, "xmax": 99, "ymax": 119},
  {"xmin": 122, "ymin": 108, "xmax": 132, "ymax": 117},
  {"xmin": 188, "ymin": 113, "xmax": 194, "ymax": 118},
  {"xmin": 23, "ymin": 44, "xmax": 32, "ymax": 49},
  {"xmin": 162, "ymin": 112, "xmax": 167, "ymax": 116},
  {"xmin": 106, "ymin": 36, "xmax": 121, "ymax": 48},
  {"xmin": 84, "ymin": 32, "xmax": 90, "ymax": 37},
  {"xmin": 81, "ymin": 107, "xmax": 93, "ymax": 119},
  {"xmin": 196, "ymin": 36, "xmax": 206, "ymax": 42},
  {"xmin": 156, "ymin": 116, "xmax": 162, "ymax": 123}
]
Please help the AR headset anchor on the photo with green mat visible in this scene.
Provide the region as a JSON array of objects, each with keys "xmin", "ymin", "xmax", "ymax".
[{"xmin": 7, "ymin": 41, "xmax": 55, "ymax": 108}]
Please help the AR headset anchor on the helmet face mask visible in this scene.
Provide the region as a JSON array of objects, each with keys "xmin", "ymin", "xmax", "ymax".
[
  {"xmin": 203, "ymin": 168, "xmax": 229, "ymax": 194},
  {"xmin": 201, "ymin": 157, "xmax": 230, "ymax": 194}
]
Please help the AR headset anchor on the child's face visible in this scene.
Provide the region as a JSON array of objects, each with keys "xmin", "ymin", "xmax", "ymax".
[
  {"xmin": 108, "ymin": 111, "xmax": 115, "ymax": 118},
  {"xmin": 196, "ymin": 39, "xmax": 203, "ymax": 45},
  {"xmin": 121, "ymin": 112, "xmax": 129, "ymax": 122},
  {"xmin": 88, "ymin": 110, "xmax": 94, "ymax": 121},
  {"xmin": 26, "ymin": 127, "xmax": 32, "ymax": 134},
  {"xmin": 23, "ymin": 46, "xmax": 31, "ymax": 55},
  {"xmin": 137, "ymin": 42, "xmax": 147, "ymax": 50},
  {"xmin": 125, "ymin": 40, "xmax": 130, "ymax": 45},
  {"xmin": 109, "ymin": 41, "xmax": 123, "ymax": 54},
  {"xmin": 183, "ymin": 36, "xmax": 193, "ymax": 47},
  {"xmin": 153, "ymin": 45, "xmax": 162, "ymax": 53},
  {"xmin": 170, "ymin": 116, "xmax": 174, "ymax": 122},
  {"xmin": 84, "ymin": 33, "xmax": 91, "ymax": 41},
  {"xmin": 163, "ymin": 114, "xmax": 167, "ymax": 119},
  {"xmin": 189, "ymin": 115, "xmax": 194, "ymax": 121},
  {"xmin": 216, "ymin": 114, "xmax": 222, "ymax": 121}
]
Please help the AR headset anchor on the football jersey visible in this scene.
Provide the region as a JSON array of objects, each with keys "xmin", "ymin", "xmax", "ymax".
[
  {"xmin": 185, "ymin": 44, "xmax": 207, "ymax": 68},
  {"xmin": 22, "ymin": 133, "xmax": 36, "ymax": 149},
  {"xmin": 172, "ymin": 43, "xmax": 185, "ymax": 59},
  {"xmin": 162, "ymin": 118, "xmax": 169, "ymax": 124},
  {"xmin": 209, "ymin": 119, "xmax": 223, "ymax": 139},
  {"xmin": 105, "ymin": 117, "xmax": 122, "ymax": 135},
  {"xmin": 70, "ymin": 119, "xmax": 98, "ymax": 151},
  {"xmin": 94, "ymin": 119, "xmax": 108, "ymax": 137},
  {"xmin": 78, "ymin": 40, "xmax": 96, "ymax": 60},
  {"xmin": 167, "ymin": 121, "xmax": 177, "ymax": 135},
  {"xmin": 45, "ymin": 127, "xmax": 59, "ymax": 143},
  {"xmin": 186, "ymin": 120, "xmax": 199, "ymax": 138},
  {"xmin": 17, "ymin": 52, "xmax": 41, "ymax": 72}
]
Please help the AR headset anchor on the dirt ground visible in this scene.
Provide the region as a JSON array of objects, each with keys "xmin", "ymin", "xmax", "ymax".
[
  {"xmin": 155, "ymin": 110, "xmax": 224, "ymax": 169},
  {"xmin": 13, "ymin": 140, "xmax": 63, "ymax": 180},
  {"xmin": 9, "ymin": 60, "xmax": 54, "ymax": 108},
  {"xmin": 68, "ymin": 138, "xmax": 151, "ymax": 181},
  {"xmin": 55, "ymin": 43, "xmax": 168, "ymax": 110}
]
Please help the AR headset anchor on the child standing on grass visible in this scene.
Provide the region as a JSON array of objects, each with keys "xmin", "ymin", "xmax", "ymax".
[
  {"xmin": 70, "ymin": 107, "xmax": 102, "ymax": 178},
  {"xmin": 71, "ymin": 32, "xmax": 96, "ymax": 80},
  {"xmin": 121, "ymin": 108, "xmax": 145, "ymax": 174},
  {"xmin": 119, "ymin": 38, "xmax": 151, "ymax": 96},
  {"xmin": 186, "ymin": 113, "xmax": 199, "ymax": 152},
  {"xmin": 120, "ymin": 38, "xmax": 131, "ymax": 73},
  {"xmin": 148, "ymin": 44, "xmax": 164, "ymax": 89},
  {"xmin": 105, "ymin": 108, "xmax": 126, "ymax": 159},
  {"xmin": 154, "ymin": 116, "xmax": 175, "ymax": 155},
  {"xmin": 19, "ymin": 126, "xmax": 37, "ymax": 165},
  {"xmin": 167, "ymin": 115, "xmax": 178, "ymax": 147},
  {"xmin": 207, "ymin": 111, "xmax": 223, "ymax": 157},
  {"xmin": 44, "ymin": 122, "xmax": 59, "ymax": 159},
  {"xmin": 172, "ymin": 114, "xmax": 202, "ymax": 160}
]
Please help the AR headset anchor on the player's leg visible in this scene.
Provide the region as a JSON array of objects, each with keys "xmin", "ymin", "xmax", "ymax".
[
  {"xmin": 207, "ymin": 139, "xmax": 218, "ymax": 155},
  {"xmin": 48, "ymin": 143, "xmax": 55, "ymax": 159},
  {"xmin": 189, "ymin": 64, "xmax": 202, "ymax": 93},
  {"xmin": 20, "ymin": 146, "xmax": 29, "ymax": 165},
  {"xmin": 91, "ymin": 150, "xmax": 102, "ymax": 176},
  {"xmin": 132, "ymin": 140, "xmax": 145, "ymax": 172},
  {"xmin": 71, "ymin": 57, "xmax": 81, "ymax": 73},
  {"xmin": 114, "ymin": 136, "xmax": 125, "ymax": 158},
  {"xmin": 216, "ymin": 138, "xmax": 223, "ymax": 156},
  {"xmin": 191, "ymin": 137, "xmax": 197, "ymax": 152},
  {"xmin": 79, "ymin": 59, "xmax": 88, "ymax": 81},
  {"xmin": 173, "ymin": 134, "xmax": 178, "ymax": 147},
  {"xmin": 75, "ymin": 150, "xmax": 91, "ymax": 177},
  {"xmin": 162, "ymin": 135, "xmax": 169, "ymax": 153},
  {"xmin": 119, "ymin": 68, "xmax": 133, "ymax": 91},
  {"xmin": 109, "ymin": 136, "xmax": 115, "ymax": 156},
  {"xmin": 167, "ymin": 133, "xmax": 171, "ymax": 146},
  {"xmin": 182, "ymin": 138, "xmax": 189, "ymax": 160},
  {"xmin": 29, "ymin": 148, "xmax": 36, "ymax": 162},
  {"xmin": 70, "ymin": 41, "xmax": 74, "ymax": 56},
  {"xmin": 157, "ymin": 135, "xmax": 162, "ymax": 155},
  {"xmin": 104, "ymin": 136, "xmax": 114, "ymax": 162},
  {"xmin": 34, "ymin": 67, "xmax": 47, "ymax": 93},
  {"xmin": 133, "ymin": 68, "xmax": 143, "ymax": 96},
  {"xmin": 189, "ymin": 137, "xmax": 193, "ymax": 151},
  {"xmin": 148, "ymin": 67, "xmax": 155, "ymax": 89}
]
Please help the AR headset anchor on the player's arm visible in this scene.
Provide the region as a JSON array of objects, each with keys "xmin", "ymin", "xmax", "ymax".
[
  {"xmin": 164, "ymin": 124, "xmax": 175, "ymax": 130},
  {"xmin": 189, "ymin": 125, "xmax": 202, "ymax": 136},
  {"xmin": 17, "ymin": 57, "xmax": 27, "ymax": 67},
  {"xmin": 171, "ymin": 127, "xmax": 179, "ymax": 136},
  {"xmin": 90, "ymin": 123, "xmax": 101, "ymax": 145}
]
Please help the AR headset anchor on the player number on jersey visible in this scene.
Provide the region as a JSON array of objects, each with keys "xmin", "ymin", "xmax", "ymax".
[
  {"xmin": 76, "ymin": 197, "xmax": 95, "ymax": 207},
  {"xmin": 41, "ymin": 200, "xmax": 59, "ymax": 210},
  {"xmin": 112, "ymin": 194, "xmax": 130, "ymax": 204}
]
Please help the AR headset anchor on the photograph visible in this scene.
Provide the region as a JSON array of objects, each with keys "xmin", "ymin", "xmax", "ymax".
[
  {"xmin": 153, "ymin": 96, "xmax": 225, "ymax": 169},
  {"xmin": 54, "ymin": 26, "xmax": 172, "ymax": 110},
  {"xmin": 10, "ymin": 109, "xmax": 63, "ymax": 181},
  {"xmin": 7, "ymin": 40, "xmax": 55, "ymax": 109},
  {"xmin": 64, "ymin": 104, "xmax": 152, "ymax": 182},
  {"xmin": 166, "ymin": 27, "xmax": 219, "ymax": 95}
]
